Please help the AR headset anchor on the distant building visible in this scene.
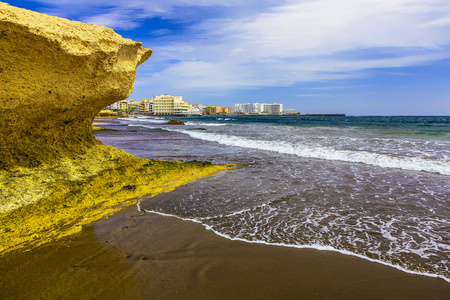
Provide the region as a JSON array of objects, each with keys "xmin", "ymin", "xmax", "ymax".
[
  {"xmin": 150, "ymin": 94, "xmax": 189, "ymax": 115},
  {"xmin": 187, "ymin": 105, "xmax": 203, "ymax": 116},
  {"xmin": 221, "ymin": 107, "xmax": 233, "ymax": 114},
  {"xmin": 206, "ymin": 106, "xmax": 217, "ymax": 115},
  {"xmin": 233, "ymin": 103, "xmax": 256, "ymax": 114},
  {"xmin": 204, "ymin": 106, "xmax": 234, "ymax": 115},
  {"xmin": 233, "ymin": 103, "xmax": 284, "ymax": 114},
  {"xmin": 119, "ymin": 100, "xmax": 128, "ymax": 111},
  {"xmin": 193, "ymin": 104, "xmax": 206, "ymax": 115},
  {"xmin": 262, "ymin": 103, "xmax": 283, "ymax": 115},
  {"xmin": 138, "ymin": 100, "xmax": 153, "ymax": 114},
  {"xmin": 105, "ymin": 101, "xmax": 120, "ymax": 110},
  {"xmin": 283, "ymin": 109, "xmax": 296, "ymax": 115},
  {"xmin": 127, "ymin": 100, "xmax": 140, "ymax": 113}
]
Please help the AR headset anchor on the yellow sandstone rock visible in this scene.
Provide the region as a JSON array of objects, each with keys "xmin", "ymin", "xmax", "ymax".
[
  {"xmin": 0, "ymin": 155, "xmax": 227, "ymax": 255},
  {"xmin": 0, "ymin": 2, "xmax": 152, "ymax": 169},
  {"xmin": 0, "ymin": 4, "xmax": 230, "ymax": 255}
]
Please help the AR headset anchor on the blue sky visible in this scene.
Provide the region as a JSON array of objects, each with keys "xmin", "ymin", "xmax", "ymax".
[{"xmin": 8, "ymin": 0, "xmax": 450, "ymax": 115}]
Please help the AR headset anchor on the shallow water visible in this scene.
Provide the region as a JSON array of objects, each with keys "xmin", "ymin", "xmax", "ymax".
[{"xmin": 95, "ymin": 116, "xmax": 450, "ymax": 281}]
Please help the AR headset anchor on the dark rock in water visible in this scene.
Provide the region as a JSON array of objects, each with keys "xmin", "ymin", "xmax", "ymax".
[
  {"xmin": 166, "ymin": 119, "xmax": 185, "ymax": 125},
  {"xmin": 123, "ymin": 185, "xmax": 136, "ymax": 191},
  {"xmin": 189, "ymin": 128, "xmax": 207, "ymax": 131}
]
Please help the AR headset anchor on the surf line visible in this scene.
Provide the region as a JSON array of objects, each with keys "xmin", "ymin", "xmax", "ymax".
[
  {"xmin": 136, "ymin": 200, "xmax": 450, "ymax": 284},
  {"xmin": 165, "ymin": 129, "xmax": 450, "ymax": 176}
]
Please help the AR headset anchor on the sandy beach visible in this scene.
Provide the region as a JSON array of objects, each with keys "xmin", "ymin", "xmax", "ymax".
[{"xmin": 1, "ymin": 203, "xmax": 449, "ymax": 300}]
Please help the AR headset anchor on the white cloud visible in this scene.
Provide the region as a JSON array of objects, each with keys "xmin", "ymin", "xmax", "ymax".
[
  {"xmin": 27, "ymin": 0, "xmax": 450, "ymax": 93},
  {"xmin": 139, "ymin": 0, "xmax": 450, "ymax": 92},
  {"xmin": 82, "ymin": 10, "xmax": 142, "ymax": 30},
  {"xmin": 33, "ymin": 0, "xmax": 268, "ymax": 29}
]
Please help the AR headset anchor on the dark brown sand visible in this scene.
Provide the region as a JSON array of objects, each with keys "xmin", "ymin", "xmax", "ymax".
[{"xmin": 1, "ymin": 205, "xmax": 449, "ymax": 300}]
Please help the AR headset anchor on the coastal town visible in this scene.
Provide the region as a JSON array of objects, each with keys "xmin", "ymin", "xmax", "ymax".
[{"xmin": 101, "ymin": 94, "xmax": 297, "ymax": 116}]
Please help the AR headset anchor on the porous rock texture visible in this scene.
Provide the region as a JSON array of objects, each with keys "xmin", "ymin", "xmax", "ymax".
[{"xmin": 0, "ymin": 3, "xmax": 152, "ymax": 169}]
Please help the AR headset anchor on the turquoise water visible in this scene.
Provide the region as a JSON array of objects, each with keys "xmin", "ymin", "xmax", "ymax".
[
  {"xmin": 96, "ymin": 115, "xmax": 450, "ymax": 282},
  {"xmin": 179, "ymin": 115, "xmax": 450, "ymax": 137}
]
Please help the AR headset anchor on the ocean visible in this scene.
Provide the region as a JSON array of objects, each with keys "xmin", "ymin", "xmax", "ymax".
[{"xmin": 95, "ymin": 115, "xmax": 450, "ymax": 282}]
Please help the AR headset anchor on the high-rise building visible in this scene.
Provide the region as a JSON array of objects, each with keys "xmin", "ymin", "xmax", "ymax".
[
  {"xmin": 233, "ymin": 103, "xmax": 255, "ymax": 114},
  {"xmin": 233, "ymin": 103, "xmax": 284, "ymax": 114},
  {"xmin": 261, "ymin": 103, "xmax": 283, "ymax": 115}
]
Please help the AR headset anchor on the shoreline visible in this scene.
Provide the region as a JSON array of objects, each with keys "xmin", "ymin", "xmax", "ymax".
[
  {"xmin": 1, "ymin": 204, "xmax": 449, "ymax": 299},
  {"xmin": 145, "ymin": 209, "xmax": 450, "ymax": 284}
]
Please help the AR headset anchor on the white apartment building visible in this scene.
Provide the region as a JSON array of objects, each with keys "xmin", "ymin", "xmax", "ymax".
[
  {"xmin": 233, "ymin": 103, "xmax": 262, "ymax": 114},
  {"xmin": 233, "ymin": 103, "xmax": 284, "ymax": 114},
  {"xmin": 186, "ymin": 105, "xmax": 203, "ymax": 116},
  {"xmin": 262, "ymin": 103, "xmax": 283, "ymax": 115},
  {"xmin": 105, "ymin": 102, "xmax": 120, "ymax": 110},
  {"xmin": 233, "ymin": 103, "xmax": 247, "ymax": 114}
]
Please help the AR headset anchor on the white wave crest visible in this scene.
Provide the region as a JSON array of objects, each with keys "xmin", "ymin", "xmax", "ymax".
[
  {"xmin": 170, "ymin": 129, "xmax": 450, "ymax": 176},
  {"xmin": 118, "ymin": 117, "xmax": 168, "ymax": 123},
  {"xmin": 185, "ymin": 122, "xmax": 228, "ymax": 126}
]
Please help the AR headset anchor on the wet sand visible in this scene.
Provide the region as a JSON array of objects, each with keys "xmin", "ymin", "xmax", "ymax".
[{"xmin": 1, "ymin": 205, "xmax": 449, "ymax": 300}]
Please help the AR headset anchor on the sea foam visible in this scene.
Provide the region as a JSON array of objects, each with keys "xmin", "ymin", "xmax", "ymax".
[{"xmin": 168, "ymin": 129, "xmax": 450, "ymax": 176}]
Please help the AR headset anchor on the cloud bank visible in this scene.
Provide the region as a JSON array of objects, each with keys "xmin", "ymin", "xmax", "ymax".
[{"xmin": 26, "ymin": 0, "xmax": 450, "ymax": 94}]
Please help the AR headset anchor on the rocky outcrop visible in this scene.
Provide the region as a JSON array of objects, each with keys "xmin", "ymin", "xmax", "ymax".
[
  {"xmin": 0, "ymin": 3, "xmax": 152, "ymax": 169},
  {"xmin": 97, "ymin": 110, "xmax": 118, "ymax": 118},
  {"xmin": 166, "ymin": 119, "xmax": 185, "ymax": 125}
]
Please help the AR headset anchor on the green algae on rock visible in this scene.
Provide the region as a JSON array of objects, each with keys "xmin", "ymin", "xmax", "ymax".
[
  {"xmin": 0, "ymin": 3, "xmax": 152, "ymax": 169},
  {"xmin": 97, "ymin": 110, "xmax": 118, "ymax": 118},
  {"xmin": 166, "ymin": 119, "xmax": 186, "ymax": 125},
  {"xmin": 0, "ymin": 144, "xmax": 228, "ymax": 255}
]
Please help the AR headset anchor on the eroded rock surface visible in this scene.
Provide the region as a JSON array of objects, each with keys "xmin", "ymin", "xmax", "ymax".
[{"xmin": 0, "ymin": 3, "xmax": 152, "ymax": 169}]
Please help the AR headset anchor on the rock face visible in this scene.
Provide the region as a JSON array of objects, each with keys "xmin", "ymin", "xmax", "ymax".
[{"xmin": 0, "ymin": 3, "xmax": 152, "ymax": 169}]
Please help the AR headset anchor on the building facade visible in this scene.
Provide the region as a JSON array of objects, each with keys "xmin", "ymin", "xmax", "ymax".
[
  {"xmin": 233, "ymin": 103, "xmax": 284, "ymax": 114},
  {"xmin": 138, "ymin": 100, "xmax": 153, "ymax": 114},
  {"xmin": 150, "ymin": 94, "xmax": 189, "ymax": 115},
  {"xmin": 205, "ymin": 106, "xmax": 217, "ymax": 115},
  {"xmin": 261, "ymin": 103, "xmax": 283, "ymax": 115},
  {"xmin": 105, "ymin": 101, "xmax": 120, "ymax": 110},
  {"xmin": 119, "ymin": 100, "xmax": 129, "ymax": 111}
]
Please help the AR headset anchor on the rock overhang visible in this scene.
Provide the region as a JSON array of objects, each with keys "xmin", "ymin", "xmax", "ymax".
[{"xmin": 0, "ymin": 3, "xmax": 152, "ymax": 169}]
